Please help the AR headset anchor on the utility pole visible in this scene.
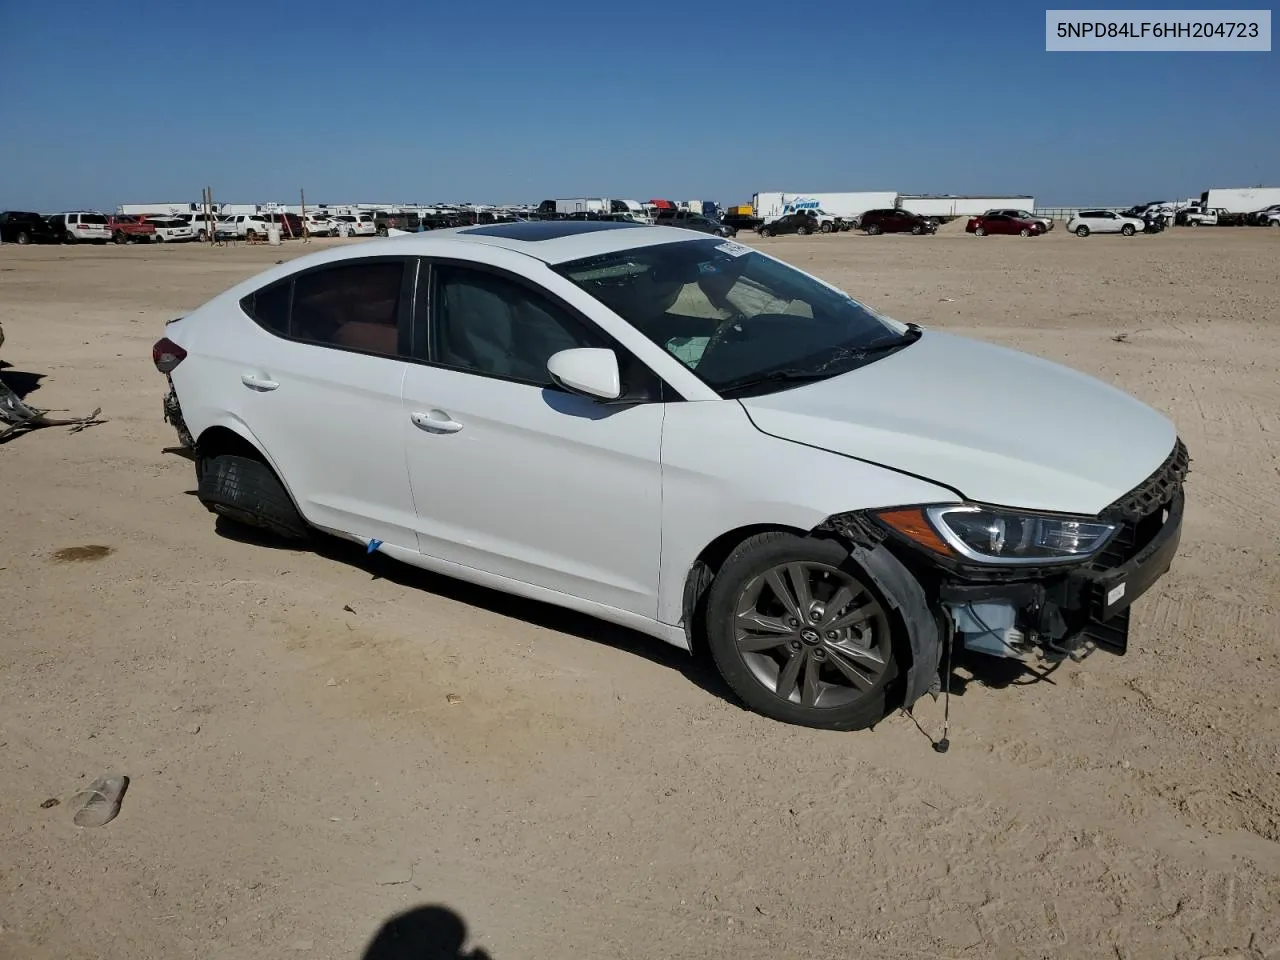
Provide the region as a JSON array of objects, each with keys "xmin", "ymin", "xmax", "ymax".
[{"xmin": 300, "ymin": 187, "xmax": 309, "ymax": 243}]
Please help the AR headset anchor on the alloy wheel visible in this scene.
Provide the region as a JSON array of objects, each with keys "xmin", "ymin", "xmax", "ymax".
[{"xmin": 732, "ymin": 561, "xmax": 890, "ymax": 709}]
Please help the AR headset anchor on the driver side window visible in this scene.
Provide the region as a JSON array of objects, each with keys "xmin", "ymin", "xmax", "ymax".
[{"xmin": 430, "ymin": 264, "xmax": 603, "ymax": 385}]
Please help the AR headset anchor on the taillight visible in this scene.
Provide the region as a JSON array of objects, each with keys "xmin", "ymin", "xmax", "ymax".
[{"xmin": 153, "ymin": 337, "xmax": 187, "ymax": 374}]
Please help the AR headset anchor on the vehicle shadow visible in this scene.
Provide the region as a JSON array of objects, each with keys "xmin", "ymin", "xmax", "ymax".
[
  {"xmin": 213, "ymin": 518, "xmax": 742, "ymax": 712},
  {"xmin": 0, "ymin": 361, "xmax": 45, "ymax": 400},
  {"xmin": 948, "ymin": 646, "xmax": 1064, "ymax": 694},
  {"xmin": 361, "ymin": 904, "xmax": 493, "ymax": 960}
]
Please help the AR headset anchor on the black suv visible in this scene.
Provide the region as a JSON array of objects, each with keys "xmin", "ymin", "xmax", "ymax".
[
  {"xmin": 654, "ymin": 209, "xmax": 736, "ymax": 237},
  {"xmin": 757, "ymin": 211, "xmax": 820, "ymax": 237},
  {"xmin": 0, "ymin": 211, "xmax": 58, "ymax": 245},
  {"xmin": 858, "ymin": 208, "xmax": 937, "ymax": 235}
]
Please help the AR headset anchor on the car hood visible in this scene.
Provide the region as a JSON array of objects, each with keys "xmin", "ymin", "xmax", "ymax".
[{"xmin": 738, "ymin": 330, "xmax": 1176, "ymax": 516}]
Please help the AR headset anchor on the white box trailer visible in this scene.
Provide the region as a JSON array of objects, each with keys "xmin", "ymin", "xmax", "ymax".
[
  {"xmin": 118, "ymin": 202, "xmax": 220, "ymax": 216},
  {"xmin": 554, "ymin": 198, "xmax": 610, "ymax": 215},
  {"xmin": 752, "ymin": 191, "xmax": 897, "ymax": 222},
  {"xmin": 897, "ymin": 195, "xmax": 1036, "ymax": 218},
  {"xmin": 1201, "ymin": 186, "xmax": 1280, "ymax": 214}
]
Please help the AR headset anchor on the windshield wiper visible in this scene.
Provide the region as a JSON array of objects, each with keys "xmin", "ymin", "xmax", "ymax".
[{"xmin": 716, "ymin": 324, "xmax": 923, "ymax": 397}]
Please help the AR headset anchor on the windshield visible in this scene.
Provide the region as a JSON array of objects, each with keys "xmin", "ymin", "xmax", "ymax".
[{"xmin": 553, "ymin": 237, "xmax": 910, "ymax": 395}]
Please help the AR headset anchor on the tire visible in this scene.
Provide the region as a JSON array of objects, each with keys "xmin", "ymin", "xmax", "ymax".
[
  {"xmin": 246, "ymin": 229, "xmax": 257, "ymax": 241},
  {"xmin": 797, "ymin": 226, "xmax": 809, "ymax": 235},
  {"xmin": 65, "ymin": 231, "xmax": 77, "ymax": 244},
  {"xmin": 113, "ymin": 232, "xmax": 126, "ymax": 245},
  {"xmin": 974, "ymin": 226, "xmax": 986, "ymax": 237},
  {"xmin": 1075, "ymin": 225, "xmax": 1090, "ymax": 237},
  {"xmin": 1121, "ymin": 224, "xmax": 1136, "ymax": 236},
  {"xmin": 197, "ymin": 453, "xmax": 309, "ymax": 541},
  {"xmin": 1020, "ymin": 227, "xmax": 1031, "ymax": 237},
  {"xmin": 197, "ymin": 229, "xmax": 208, "ymax": 241},
  {"xmin": 1188, "ymin": 220, "xmax": 1199, "ymax": 227},
  {"xmin": 911, "ymin": 225, "xmax": 923, "ymax": 235},
  {"xmin": 703, "ymin": 531, "xmax": 900, "ymax": 731},
  {"xmin": 16, "ymin": 231, "xmax": 30, "ymax": 245},
  {"xmin": 866, "ymin": 224, "xmax": 882, "ymax": 236},
  {"xmin": 154, "ymin": 232, "xmax": 165, "ymax": 243},
  {"xmin": 762, "ymin": 227, "xmax": 775, "ymax": 237},
  {"xmin": 820, "ymin": 222, "xmax": 832, "ymax": 233}
]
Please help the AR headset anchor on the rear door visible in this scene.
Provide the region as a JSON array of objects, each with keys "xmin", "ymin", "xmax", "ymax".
[
  {"xmin": 400, "ymin": 258, "xmax": 666, "ymax": 617},
  {"xmin": 224, "ymin": 256, "xmax": 420, "ymax": 548}
]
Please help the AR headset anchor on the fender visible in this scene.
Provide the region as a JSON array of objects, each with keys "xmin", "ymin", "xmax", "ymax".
[{"xmin": 849, "ymin": 541, "xmax": 941, "ymax": 710}]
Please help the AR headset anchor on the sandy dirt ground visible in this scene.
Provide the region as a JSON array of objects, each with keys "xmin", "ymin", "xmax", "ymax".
[{"xmin": 1, "ymin": 227, "xmax": 1278, "ymax": 960}]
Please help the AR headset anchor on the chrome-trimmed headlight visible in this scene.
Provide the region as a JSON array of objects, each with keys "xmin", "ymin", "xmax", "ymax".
[{"xmin": 875, "ymin": 504, "xmax": 1118, "ymax": 566}]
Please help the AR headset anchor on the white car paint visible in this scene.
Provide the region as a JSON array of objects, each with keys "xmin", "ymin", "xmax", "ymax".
[
  {"xmin": 148, "ymin": 218, "xmax": 195, "ymax": 242},
  {"xmin": 1065, "ymin": 210, "xmax": 1145, "ymax": 236},
  {"xmin": 162, "ymin": 223, "xmax": 1178, "ymax": 650},
  {"xmin": 330, "ymin": 213, "xmax": 377, "ymax": 237},
  {"xmin": 302, "ymin": 213, "xmax": 338, "ymax": 237}
]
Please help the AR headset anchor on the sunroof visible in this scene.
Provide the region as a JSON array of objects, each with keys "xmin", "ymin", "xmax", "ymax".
[{"xmin": 458, "ymin": 220, "xmax": 647, "ymax": 241}]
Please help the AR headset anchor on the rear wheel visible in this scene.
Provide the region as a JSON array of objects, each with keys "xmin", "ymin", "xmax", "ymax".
[
  {"xmin": 704, "ymin": 532, "xmax": 899, "ymax": 731},
  {"xmin": 64, "ymin": 231, "xmax": 77, "ymax": 244},
  {"xmin": 1075, "ymin": 225, "xmax": 1090, "ymax": 237},
  {"xmin": 911, "ymin": 224, "xmax": 923, "ymax": 235},
  {"xmin": 797, "ymin": 226, "xmax": 810, "ymax": 235},
  {"xmin": 113, "ymin": 231, "xmax": 126, "ymax": 245},
  {"xmin": 866, "ymin": 224, "xmax": 882, "ymax": 236},
  {"xmin": 820, "ymin": 222, "xmax": 832, "ymax": 233},
  {"xmin": 974, "ymin": 226, "xmax": 986, "ymax": 236},
  {"xmin": 761, "ymin": 226, "xmax": 775, "ymax": 237},
  {"xmin": 1020, "ymin": 227, "xmax": 1031, "ymax": 237},
  {"xmin": 197, "ymin": 452, "xmax": 309, "ymax": 541},
  {"xmin": 15, "ymin": 230, "xmax": 30, "ymax": 245}
]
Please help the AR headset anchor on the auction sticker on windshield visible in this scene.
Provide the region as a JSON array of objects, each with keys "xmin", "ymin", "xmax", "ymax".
[{"xmin": 715, "ymin": 241, "xmax": 752, "ymax": 257}]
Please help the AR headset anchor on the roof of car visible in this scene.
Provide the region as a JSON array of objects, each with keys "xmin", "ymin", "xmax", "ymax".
[{"xmin": 372, "ymin": 220, "xmax": 711, "ymax": 265}]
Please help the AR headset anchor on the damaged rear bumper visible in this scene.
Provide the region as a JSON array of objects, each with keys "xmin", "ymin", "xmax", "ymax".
[{"xmin": 162, "ymin": 379, "xmax": 194, "ymax": 449}]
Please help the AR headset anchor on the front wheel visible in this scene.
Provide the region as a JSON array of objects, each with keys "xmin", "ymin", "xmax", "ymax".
[
  {"xmin": 819, "ymin": 222, "xmax": 832, "ymax": 233},
  {"xmin": 154, "ymin": 233, "xmax": 165, "ymax": 243},
  {"xmin": 113, "ymin": 232, "xmax": 127, "ymax": 245},
  {"xmin": 761, "ymin": 227, "xmax": 775, "ymax": 237},
  {"xmin": 15, "ymin": 230, "xmax": 30, "ymax": 245},
  {"xmin": 704, "ymin": 532, "xmax": 899, "ymax": 731},
  {"xmin": 797, "ymin": 226, "xmax": 809, "ymax": 235},
  {"xmin": 1075, "ymin": 225, "xmax": 1090, "ymax": 237},
  {"xmin": 911, "ymin": 224, "xmax": 923, "ymax": 235},
  {"xmin": 866, "ymin": 224, "xmax": 882, "ymax": 235},
  {"xmin": 1121, "ymin": 224, "xmax": 1136, "ymax": 236},
  {"xmin": 974, "ymin": 226, "xmax": 986, "ymax": 236}
]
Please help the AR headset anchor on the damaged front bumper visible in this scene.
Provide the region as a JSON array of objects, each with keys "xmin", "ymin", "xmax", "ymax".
[{"xmin": 937, "ymin": 488, "xmax": 1183, "ymax": 662}]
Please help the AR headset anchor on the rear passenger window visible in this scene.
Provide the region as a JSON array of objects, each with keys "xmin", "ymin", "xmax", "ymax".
[{"xmin": 239, "ymin": 260, "xmax": 407, "ymax": 358}]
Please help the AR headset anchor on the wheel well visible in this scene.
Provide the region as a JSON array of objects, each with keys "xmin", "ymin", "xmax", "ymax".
[
  {"xmin": 195, "ymin": 425, "xmax": 265, "ymax": 463},
  {"xmin": 680, "ymin": 523, "xmax": 808, "ymax": 650}
]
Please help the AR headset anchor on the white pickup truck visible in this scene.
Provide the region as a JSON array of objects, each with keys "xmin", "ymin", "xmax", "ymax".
[
  {"xmin": 216, "ymin": 214, "xmax": 274, "ymax": 240},
  {"xmin": 1183, "ymin": 207, "xmax": 1226, "ymax": 226}
]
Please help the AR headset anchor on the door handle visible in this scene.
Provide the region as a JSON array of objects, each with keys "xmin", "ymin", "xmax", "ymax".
[
  {"xmin": 241, "ymin": 373, "xmax": 280, "ymax": 391},
  {"xmin": 410, "ymin": 410, "xmax": 463, "ymax": 434}
]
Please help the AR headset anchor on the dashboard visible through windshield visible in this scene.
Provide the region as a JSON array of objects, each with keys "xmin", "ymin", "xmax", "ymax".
[{"xmin": 553, "ymin": 238, "xmax": 915, "ymax": 396}]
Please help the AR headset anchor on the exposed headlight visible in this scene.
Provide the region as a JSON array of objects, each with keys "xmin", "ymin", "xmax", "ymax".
[{"xmin": 875, "ymin": 504, "xmax": 1117, "ymax": 565}]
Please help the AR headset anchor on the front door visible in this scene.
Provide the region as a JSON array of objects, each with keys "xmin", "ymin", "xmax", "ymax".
[{"xmin": 401, "ymin": 261, "xmax": 665, "ymax": 618}]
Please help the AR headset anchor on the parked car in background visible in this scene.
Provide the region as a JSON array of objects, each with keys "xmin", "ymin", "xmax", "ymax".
[
  {"xmin": 1245, "ymin": 204, "xmax": 1280, "ymax": 226},
  {"xmin": 1182, "ymin": 207, "xmax": 1226, "ymax": 227},
  {"xmin": 858, "ymin": 209, "xmax": 937, "ymax": 236},
  {"xmin": 721, "ymin": 207, "xmax": 764, "ymax": 233},
  {"xmin": 757, "ymin": 211, "xmax": 820, "ymax": 236},
  {"xmin": 331, "ymin": 213, "xmax": 377, "ymax": 237},
  {"xmin": 263, "ymin": 212, "xmax": 305, "ymax": 238},
  {"xmin": 1066, "ymin": 210, "xmax": 1145, "ymax": 237},
  {"xmin": 178, "ymin": 212, "xmax": 218, "ymax": 241},
  {"xmin": 655, "ymin": 209, "xmax": 736, "ymax": 237},
  {"xmin": 984, "ymin": 208, "xmax": 1053, "ymax": 231},
  {"xmin": 108, "ymin": 214, "xmax": 156, "ymax": 244},
  {"xmin": 48, "ymin": 211, "xmax": 112, "ymax": 244},
  {"xmin": 218, "ymin": 214, "xmax": 274, "ymax": 240},
  {"xmin": 145, "ymin": 217, "xmax": 196, "ymax": 243},
  {"xmin": 965, "ymin": 213, "xmax": 1046, "ymax": 237},
  {"xmin": 152, "ymin": 221, "xmax": 1188, "ymax": 732},
  {"xmin": 0, "ymin": 211, "xmax": 59, "ymax": 245},
  {"xmin": 303, "ymin": 212, "xmax": 339, "ymax": 237}
]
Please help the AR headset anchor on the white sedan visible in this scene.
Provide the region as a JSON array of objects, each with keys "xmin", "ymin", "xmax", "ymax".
[
  {"xmin": 152, "ymin": 221, "xmax": 1187, "ymax": 731},
  {"xmin": 1065, "ymin": 210, "xmax": 1146, "ymax": 237}
]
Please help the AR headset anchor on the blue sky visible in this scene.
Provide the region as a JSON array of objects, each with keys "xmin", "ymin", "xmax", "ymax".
[{"xmin": 0, "ymin": 0, "xmax": 1274, "ymax": 210}]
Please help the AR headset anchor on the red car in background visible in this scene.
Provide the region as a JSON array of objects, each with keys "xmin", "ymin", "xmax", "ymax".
[
  {"xmin": 966, "ymin": 213, "xmax": 1046, "ymax": 237},
  {"xmin": 108, "ymin": 214, "xmax": 157, "ymax": 244}
]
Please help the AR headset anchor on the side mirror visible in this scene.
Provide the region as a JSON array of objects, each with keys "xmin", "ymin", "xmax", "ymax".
[{"xmin": 547, "ymin": 348, "xmax": 622, "ymax": 401}]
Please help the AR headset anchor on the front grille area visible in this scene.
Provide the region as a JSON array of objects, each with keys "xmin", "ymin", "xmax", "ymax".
[{"xmin": 1094, "ymin": 438, "xmax": 1188, "ymax": 568}]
